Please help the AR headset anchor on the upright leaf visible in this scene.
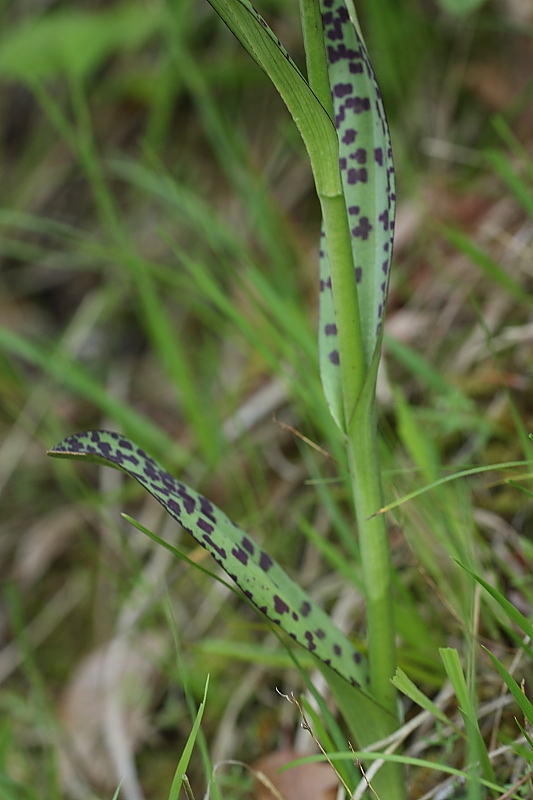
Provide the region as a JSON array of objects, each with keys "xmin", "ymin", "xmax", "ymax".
[
  {"xmin": 205, "ymin": 0, "xmax": 340, "ymax": 198},
  {"xmin": 318, "ymin": 0, "xmax": 395, "ymax": 426}
]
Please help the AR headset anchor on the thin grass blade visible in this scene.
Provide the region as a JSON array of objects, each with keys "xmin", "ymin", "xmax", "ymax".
[
  {"xmin": 392, "ymin": 668, "xmax": 451, "ymax": 727},
  {"xmin": 458, "ymin": 562, "xmax": 533, "ymax": 642},
  {"xmin": 167, "ymin": 676, "xmax": 209, "ymax": 800},
  {"xmin": 439, "ymin": 647, "xmax": 494, "ymax": 787},
  {"xmin": 483, "ymin": 648, "xmax": 533, "ymax": 728}
]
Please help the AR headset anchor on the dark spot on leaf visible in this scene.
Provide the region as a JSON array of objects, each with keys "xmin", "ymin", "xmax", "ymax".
[
  {"xmin": 347, "ymin": 167, "xmax": 367, "ymax": 185},
  {"xmin": 199, "ymin": 497, "xmax": 216, "ymax": 522},
  {"xmin": 351, "ymin": 216, "xmax": 373, "ymax": 240},
  {"xmin": 342, "ymin": 128, "xmax": 356, "ymax": 145},
  {"xmin": 144, "ymin": 462, "xmax": 159, "ymax": 481},
  {"xmin": 352, "ymin": 96, "xmax": 371, "ymax": 113},
  {"xmin": 241, "ymin": 536, "xmax": 254, "ymax": 555},
  {"xmin": 232, "ymin": 546, "xmax": 248, "ymax": 566},
  {"xmin": 167, "ymin": 499, "xmax": 181, "ymax": 516},
  {"xmin": 259, "ymin": 552, "xmax": 273, "ymax": 572},
  {"xmin": 300, "ymin": 601, "xmax": 311, "ymax": 617},
  {"xmin": 273, "ymin": 596, "xmax": 289, "ymax": 615},
  {"xmin": 333, "ymin": 82, "xmax": 352, "ymax": 99},
  {"xmin": 202, "ymin": 534, "xmax": 225, "ymax": 560},
  {"xmin": 197, "ymin": 518, "xmax": 214, "ymax": 535},
  {"xmin": 177, "ymin": 485, "xmax": 196, "ymax": 514}
]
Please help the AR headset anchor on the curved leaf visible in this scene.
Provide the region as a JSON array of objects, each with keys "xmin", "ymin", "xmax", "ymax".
[{"xmin": 48, "ymin": 430, "xmax": 367, "ymax": 689}]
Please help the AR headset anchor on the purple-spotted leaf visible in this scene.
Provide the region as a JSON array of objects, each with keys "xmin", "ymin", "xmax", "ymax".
[
  {"xmin": 319, "ymin": 0, "xmax": 395, "ymax": 426},
  {"xmin": 48, "ymin": 431, "xmax": 366, "ymax": 688}
]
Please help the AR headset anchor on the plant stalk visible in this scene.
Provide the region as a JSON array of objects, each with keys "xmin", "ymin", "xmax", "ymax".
[
  {"xmin": 347, "ymin": 385, "xmax": 396, "ymax": 717},
  {"xmin": 301, "ymin": 3, "xmax": 403, "ymax": 796}
]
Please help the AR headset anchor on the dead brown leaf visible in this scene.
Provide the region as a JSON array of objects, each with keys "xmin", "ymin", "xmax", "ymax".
[{"xmin": 252, "ymin": 748, "xmax": 338, "ymax": 800}]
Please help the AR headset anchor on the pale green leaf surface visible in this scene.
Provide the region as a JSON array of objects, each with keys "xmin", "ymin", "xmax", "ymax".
[
  {"xmin": 318, "ymin": 0, "xmax": 395, "ymax": 426},
  {"xmin": 47, "ymin": 431, "xmax": 367, "ymax": 689}
]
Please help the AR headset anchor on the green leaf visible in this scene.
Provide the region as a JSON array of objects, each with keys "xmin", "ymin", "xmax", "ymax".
[
  {"xmin": 439, "ymin": 648, "xmax": 494, "ymax": 786},
  {"xmin": 442, "ymin": 225, "xmax": 531, "ymax": 306},
  {"xmin": 167, "ymin": 676, "xmax": 209, "ymax": 800},
  {"xmin": 483, "ymin": 648, "xmax": 533, "ymax": 729},
  {"xmin": 318, "ymin": 0, "xmax": 395, "ymax": 428},
  {"xmin": 0, "ymin": 2, "xmax": 164, "ymax": 81},
  {"xmin": 458, "ymin": 562, "xmax": 533, "ymax": 642},
  {"xmin": 205, "ymin": 0, "xmax": 339, "ymax": 199},
  {"xmin": 47, "ymin": 431, "xmax": 367, "ymax": 690},
  {"xmin": 436, "ymin": 0, "xmax": 487, "ymax": 13},
  {"xmin": 392, "ymin": 668, "xmax": 451, "ymax": 727}
]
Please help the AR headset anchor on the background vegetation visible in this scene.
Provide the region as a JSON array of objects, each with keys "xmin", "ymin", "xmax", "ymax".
[{"xmin": 1, "ymin": 0, "xmax": 533, "ymax": 798}]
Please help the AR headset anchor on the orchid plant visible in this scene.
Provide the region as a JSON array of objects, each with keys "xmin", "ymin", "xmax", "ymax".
[{"xmin": 48, "ymin": 2, "xmax": 403, "ymax": 797}]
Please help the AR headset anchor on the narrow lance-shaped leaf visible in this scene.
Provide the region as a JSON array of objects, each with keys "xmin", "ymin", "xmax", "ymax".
[
  {"xmin": 205, "ymin": 0, "xmax": 340, "ymax": 198},
  {"xmin": 48, "ymin": 431, "xmax": 367, "ymax": 689},
  {"xmin": 318, "ymin": 0, "xmax": 395, "ymax": 427}
]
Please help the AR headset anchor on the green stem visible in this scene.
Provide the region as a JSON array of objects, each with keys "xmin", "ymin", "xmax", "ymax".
[
  {"xmin": 299, "ymin": 0, "xmax": 333, "ymax": 117},
  {"xmin": 302, "ymin": 0, "xmax": 397, "ymax": 717},
  {"xmin": 348, "ymin": 381, "xmax": 396, "ymax": 716},
  {"xmin": 300, "ymin": 6, "xmax": 403, "ymax": 797},
  {"xmin": 345, "ymin": 366, "xmax": 403, "ymax": 800}
]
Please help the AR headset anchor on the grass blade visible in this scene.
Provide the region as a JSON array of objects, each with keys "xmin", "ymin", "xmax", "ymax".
[
  {"xmin": 483, "ymin": 648, "xmax": 533, "ymax": 729},
  {"xmin": 167, "ymin": 676, "xmax": 209, "ymax": 800}
]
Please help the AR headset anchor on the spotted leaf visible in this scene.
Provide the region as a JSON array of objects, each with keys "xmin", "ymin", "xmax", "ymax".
[
  {"xmin": 48, "ymin": 431, "xmax": 366, "ymax": 688},
  {"xmin": 318, "ymin": 0, "xmax": 395, "ymax": 426}
]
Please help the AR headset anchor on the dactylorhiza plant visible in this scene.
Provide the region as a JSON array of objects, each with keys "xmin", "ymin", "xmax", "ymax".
[{"xmin": 48, "ymin": 2, "xmax": 401, "ymax": 798}]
